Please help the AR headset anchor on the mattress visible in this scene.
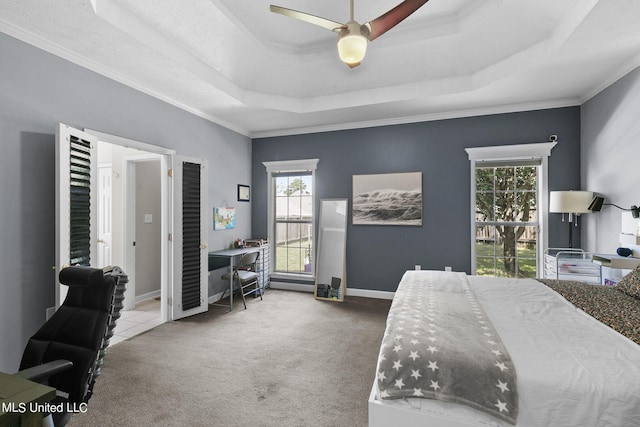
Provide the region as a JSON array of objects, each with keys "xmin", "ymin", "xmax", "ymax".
[{"xmin": 369, "ymin": 272, "xmax": 640, "ymax": 427}]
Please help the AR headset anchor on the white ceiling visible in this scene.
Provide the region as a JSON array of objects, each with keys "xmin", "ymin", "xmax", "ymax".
[{"xmin": 2, "ymin": 0, "xmax": 640, "ymax": 138}]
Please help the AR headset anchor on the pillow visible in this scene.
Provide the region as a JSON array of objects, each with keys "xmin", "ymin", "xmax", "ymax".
[{"xmin": 616, "ymin": 265, "xmax": 640, "ymax": 299}]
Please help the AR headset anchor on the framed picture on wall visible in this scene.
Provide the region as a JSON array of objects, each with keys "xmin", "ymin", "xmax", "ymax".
[
  {"xmin": 352, "ymin": 172, "xmax": 422, "ymax": 226},
  {"xmin": 214, "ymin": 207, "xmax": 236, "ymax": 230},
  {"xmin": 237, "ymin": 184, "xmax": 250, "ymax": 202}
]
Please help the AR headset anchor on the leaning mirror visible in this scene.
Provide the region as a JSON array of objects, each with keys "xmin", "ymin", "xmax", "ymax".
[{"xmin": 314, "ymin": 199, "xmax": 348, "ymax": 301}]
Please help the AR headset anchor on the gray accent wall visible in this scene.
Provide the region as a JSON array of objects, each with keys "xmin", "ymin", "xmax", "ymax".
[
  {"xmin": 0, "ymin": 33, "xmax": 251, "ymax": 371},
  {"xmin": 581, "ymin": 66, "xmax": 640, "ymax": 253},
  {"xmin": 252, "ymin": 107, "xmax": 582, "ymax": 292}
]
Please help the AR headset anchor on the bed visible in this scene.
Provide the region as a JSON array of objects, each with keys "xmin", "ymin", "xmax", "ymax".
[{"xmin": 368, "ymin": 270, "xmax": 640, "ymax": 427}]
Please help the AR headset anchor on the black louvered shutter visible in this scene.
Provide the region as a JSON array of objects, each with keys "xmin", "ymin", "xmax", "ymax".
[
  {"xmin": 182, "ymin": 161, "xmax": 202, "ymax": 310},
  {"xmin": 69, "ymin": 135, "xmax": 92, "ymax": 266}
]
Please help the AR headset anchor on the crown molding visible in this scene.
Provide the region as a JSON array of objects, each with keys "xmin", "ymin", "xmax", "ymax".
[
  {"xmin": 0, "ymin": 20, "xmax": 252, "ymax": 137},
  {"xmin": 251, "ymin": 98, "xmax": 581, "ymax": 139}
]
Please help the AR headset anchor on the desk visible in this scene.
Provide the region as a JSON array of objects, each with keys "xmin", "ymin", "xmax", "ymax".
[
  {"xmin": 209, "ymin": 247, "xmax": 259, "ymax": 311},
  {"xmin": 0, "ymin": 371, "xmax": 56, "ymax": 427}
]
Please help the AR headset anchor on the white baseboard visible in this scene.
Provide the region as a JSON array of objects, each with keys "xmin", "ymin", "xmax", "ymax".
[
  {"xmin": 135, "ymin": 289, "xmax": 161, "ymax": 305},
  {"xmin": 208, "ymin": 290, "xmax": 226, "ymax": 304},
  {"xmin": 270, "ymin": 281, "xmax": 395, "ymax": 300},
  {"xmin": 270, "ymin": 281, "xmax": 314, "ymax": 293},
  {"xmin": 347, "ymin": 288, "xmax": 395, "ymax": 300}
]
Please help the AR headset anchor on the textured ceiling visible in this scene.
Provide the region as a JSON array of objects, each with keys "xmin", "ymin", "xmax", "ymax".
[{"xmin": 2, "ymin": 0, "xmax": 640, "ymax": 137}]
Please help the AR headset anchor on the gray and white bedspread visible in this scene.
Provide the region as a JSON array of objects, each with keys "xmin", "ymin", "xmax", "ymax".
[{"xmin": 376, "ymin": 271, "xmax": 518, "ymax": 424}]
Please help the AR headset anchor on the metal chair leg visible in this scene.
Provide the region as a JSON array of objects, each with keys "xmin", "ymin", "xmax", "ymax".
[{"xmin": 237, "ymin": 279, "xmax": 247, "ymax": 309}]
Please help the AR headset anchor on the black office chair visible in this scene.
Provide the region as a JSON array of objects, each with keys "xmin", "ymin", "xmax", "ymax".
[
  {"xmin": 221, "ymin": 251, "xmax": 262, "ymax": 309},
  {"xmin": 15, "ymin": 265, "xmax": 127, "ymax": 427}
]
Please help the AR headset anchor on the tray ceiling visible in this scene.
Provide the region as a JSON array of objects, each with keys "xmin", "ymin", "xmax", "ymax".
[{"xmin": 2, "ymin": 0, "xmax": 640, "ymax": 137}]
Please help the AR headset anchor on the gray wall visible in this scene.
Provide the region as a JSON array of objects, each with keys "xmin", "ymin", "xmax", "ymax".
[
  {"xmin": 252, "ymin": 108, "xmax": 582, "ymax": 292},
  {"xmin": 581, "ymin": 66, "xmax": 640, "ymax": 253},
  {"xmin": 0, "ymin": 33, "xmax": 252, "ymax": 371},
  {"xmin": 135, "ymin": 160, "xmax": 162, "ymax": 300}
]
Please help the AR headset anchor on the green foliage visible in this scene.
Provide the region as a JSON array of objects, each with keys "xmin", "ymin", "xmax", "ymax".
[
  {"xmin": 475, "ymin": 166, "xmax": 538, "ymax": 277},
  {"xmin": 285, "ymin": 178, "xmax": 307, "ymax": 196}
]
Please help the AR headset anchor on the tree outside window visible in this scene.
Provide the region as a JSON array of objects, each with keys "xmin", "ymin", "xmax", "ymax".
[{"xmin": 475, "ymin": 165, "xmax": 538, "ymax": 278}]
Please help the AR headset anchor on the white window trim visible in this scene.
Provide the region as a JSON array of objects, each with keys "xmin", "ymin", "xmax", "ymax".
[
  {"xmin": 465, "ymin": 142, "xmax": 557, "ymax": 277},
  {"xmin": 263, "ymin": 159, "xmax": 319, "ymax": 281}
]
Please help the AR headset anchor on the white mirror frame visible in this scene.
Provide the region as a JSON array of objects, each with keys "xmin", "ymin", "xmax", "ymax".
[{"xmin": 314, "ymin": 198, "xmax": 348, "ymax": 302}]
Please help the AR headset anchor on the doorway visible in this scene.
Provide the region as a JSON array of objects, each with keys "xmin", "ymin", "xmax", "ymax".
[
  {"xmin": 57, "ymin": 124, "xmax": 209, "ymax": 326},
  {"xmin": 96, "ymin": 142, "xmax": 165, "ymax": 335}
]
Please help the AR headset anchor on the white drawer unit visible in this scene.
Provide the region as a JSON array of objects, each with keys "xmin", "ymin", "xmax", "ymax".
[{"xmin": 544, "ymin": 248, "xmax": 601, "ymax": 284}]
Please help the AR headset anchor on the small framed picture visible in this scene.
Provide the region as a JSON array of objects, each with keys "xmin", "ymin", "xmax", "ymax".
[{"xmin": 237, "ymin": 184, "xmax": 250, "ymax": 202}]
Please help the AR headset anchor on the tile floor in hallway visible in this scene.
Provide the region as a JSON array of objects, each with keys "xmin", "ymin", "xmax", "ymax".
[{"xmin": 110, "ymin": 298, "xmax": 163, "ymax": 346}]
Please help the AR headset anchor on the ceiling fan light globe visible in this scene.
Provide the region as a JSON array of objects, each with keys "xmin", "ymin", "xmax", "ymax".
[{"xmin": 337, "ymin": 34, "xmax": 367, "ymax": 66}]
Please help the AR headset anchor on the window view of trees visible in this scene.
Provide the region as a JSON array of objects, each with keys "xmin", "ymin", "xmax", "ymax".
[
  {"xmin": 274, "ymin": 174, "xmax": 313, "ymax": 274},
  {"xmin": 475, "ymin": 165, "xmax": 538, "ymax": 278}
]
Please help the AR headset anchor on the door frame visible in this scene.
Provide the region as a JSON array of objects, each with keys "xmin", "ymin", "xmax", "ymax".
[
  {"xmin": 123, "ymin": 153, "xmax": 163, "ymax": 312},
  {"xmin": 87, "ymin": 129, "xmax": 174, "ymax": 322},
  {"xmin": 97, "ymin": 163, "xmax": 113, "ymax": 269}
]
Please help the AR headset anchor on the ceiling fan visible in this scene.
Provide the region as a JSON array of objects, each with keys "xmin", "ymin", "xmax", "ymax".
[{"xmin": 270, "ymin": 0, "xmax": 429, "ymax": 68}]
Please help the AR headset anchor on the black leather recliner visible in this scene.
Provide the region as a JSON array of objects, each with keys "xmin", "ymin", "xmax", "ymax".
[{"xmin": 15, "ymin": 266, "xmax": 127, "ymax": 426}]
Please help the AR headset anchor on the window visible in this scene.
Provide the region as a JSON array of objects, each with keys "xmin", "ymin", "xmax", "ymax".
[
  {"xmin": 274, "ymin": 173, "xmax": 313, "ymax": 273},
  {"xmin": 263, "ymin": 159, "xmax": 319, "ymax": 277},
  {"xmin": 466, "ymin": 142, "xmax": 556, "ymax": 278},
  {"xmin": 474, "ymin": 163, "xmax": 539, "ymax": 278}
]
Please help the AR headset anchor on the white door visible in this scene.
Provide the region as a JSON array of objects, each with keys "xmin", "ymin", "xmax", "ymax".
[
  {"xmin": 55, "ymin": 123, "xmax": 98, "ymax": 307},
  {"xmin": 97, "ymin": 164, "xmax": 113, "ymax": 268},
  {"xmin": 56, "ymin": 125, "xmax": 208, "ymax": 320},
  {"xmin": 171, "ymin": 155, "xmax": 209, "ymax": 320}
]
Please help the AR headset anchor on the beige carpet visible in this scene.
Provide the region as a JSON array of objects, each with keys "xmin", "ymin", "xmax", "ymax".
[{"xmin": 68, "ymin": 289, "xmax": 391, "ymax": 427}]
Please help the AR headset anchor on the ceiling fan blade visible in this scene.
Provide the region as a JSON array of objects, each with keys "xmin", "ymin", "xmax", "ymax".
[
  {"xmin": 270, "ymin": 5, "xmax": 345, "ymax": 32},
  {"xmin": 365, "ymin": 0, "xmax": 429, "ymax": 41}
]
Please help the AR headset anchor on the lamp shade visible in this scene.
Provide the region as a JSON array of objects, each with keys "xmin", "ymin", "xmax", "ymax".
[
  {"xmin": 549, "ymin": 191, "xmax": 594, "ymax": 214},
  {"xmin": 337, "ymin": 33, "xmax": 367, "ymax": 65},
  {"xmin": 337, "ymin": 21, "xmax": 368, "ymax": 66}
]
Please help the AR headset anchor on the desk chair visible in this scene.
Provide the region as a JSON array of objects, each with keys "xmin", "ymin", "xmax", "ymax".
[
  {"xmin": 15, "ymin": 266, "xmax": 127, "ymax": 427},
  {"xmin": 221, "ymin": 251, "xmax": 262, "ymax": 309}
]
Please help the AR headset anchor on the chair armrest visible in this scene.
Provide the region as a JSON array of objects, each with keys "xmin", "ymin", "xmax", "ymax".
[{"xmin": 15, "ymin": 360, "xmax": 74, "ymax": 382}]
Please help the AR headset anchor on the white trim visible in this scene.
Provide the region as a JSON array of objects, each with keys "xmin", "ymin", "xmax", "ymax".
[
  {"xmin": 0, "ymin": 21, "xmax": 251, "ymax": 137},
  {"xmin": 348, "ymin": 288, "xmax": 395, "ymax": 300},
  {"xmin": 270, "ymin": 281, "xmax": 315, "ymax": 293},
  {"xmin": 85, "ymin": 129, "xmax": 176, "ymax": 155},
  {"xmin": 466, "ymin": 141, "xmax": 557, "ymax": 277},
  {"xmin": 262, "ymin": 159, "xmax": 319, "ymax": 173},
  {"xmin": 465, "ymin": 141, "xmax": 557, "ymax": 161},
  {"xmin": 251, "ymin": 101, "xmax": 581, "ymax": 139},
  {"xmin": 87, "ymin": 130, "xmax": 170, "ymax": 323},
  {"xmin": 208, "ymin": 289, "xmax": 227, "ymax": 305},
  {"xmin": 270, "ymin": 281, "xmax": 395, "ymax": 300},
  {"xmin": 264, "ymin": 159, "xmax": 320, "ymax": 280},
  {"xmin": 135, "ymin": 289, "xmax": 161, "ymax": 305},
  {"xmin": 580, "ymin": 51, "xmax": 640, "ymax": 104},
  {"xmin": 123, "ymin": 153, "xmax": 163, "ymax": 311}
]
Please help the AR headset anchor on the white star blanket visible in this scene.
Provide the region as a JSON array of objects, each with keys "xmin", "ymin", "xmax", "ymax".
[{"xmin": 376, "ymin": 271, "xmax": 518, "ymax": 424}]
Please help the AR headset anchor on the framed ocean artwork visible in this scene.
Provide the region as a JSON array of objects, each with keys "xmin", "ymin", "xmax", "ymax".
[{"xmin": 352, "ymin": 172, "xmax": 422, "ymax": 226}]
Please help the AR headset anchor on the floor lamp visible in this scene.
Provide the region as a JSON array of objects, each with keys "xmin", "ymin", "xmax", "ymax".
[{"xmin": 549, "ymin": 191, "xmax": 593, "ymax": 248}]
